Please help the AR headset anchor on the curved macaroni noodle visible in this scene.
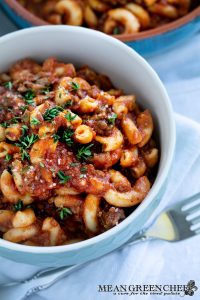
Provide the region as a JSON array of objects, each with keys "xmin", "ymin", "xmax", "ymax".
[
  {"xmin": 17, "ymin": 0, "xmax": 192, "ymax": 34},
  {"xmin": 0, "ymin": 57, "xmax": 159, "ymax": 246}
]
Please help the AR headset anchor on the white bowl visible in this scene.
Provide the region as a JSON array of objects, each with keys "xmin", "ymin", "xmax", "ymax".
[{"xmin": 0, "ymin": 26, "xmax": 175, "ymax": 266}]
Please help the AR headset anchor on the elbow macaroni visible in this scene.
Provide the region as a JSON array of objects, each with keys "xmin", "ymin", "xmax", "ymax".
[
  {"xmin": 95, "ymin": 127, "xmax": 124, "ymax": 151},
  {"xmin": 74, "ymin": 125, "xmax": 95, "ymax": 144},
  {"xmin": 0, "ymin": 57, "xmax": 159, "ymax": 246},
  {"xmin": 17, "ymin": 0, "xmax": 192, "ymax": 34}
]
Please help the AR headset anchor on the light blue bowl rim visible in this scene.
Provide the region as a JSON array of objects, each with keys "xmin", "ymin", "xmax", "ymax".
[{"xmin": 0, "ymin": 26, "xmax": 176, "ymax": 254}]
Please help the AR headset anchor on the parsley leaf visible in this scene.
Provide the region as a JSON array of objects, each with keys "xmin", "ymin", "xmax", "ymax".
[
  {"xmin": 17, "ymin": 134, "xmax": 39, "ymax": 149},
  {"xmin": 81, "ymin": 166, "xmax": 87, "ymax": 173},
  {"xmin": 21, "ymin": 125, "xmax": 28, "ymax": 136},
  {"xmin": 62, "ymin": 127, "xmax": 74, "ymax": 146},
  {"xmin": 30, "ymin": 117, "xmax": 40, "ymax": 126},
  {"xmin": 0, "ymin": 121, "xmax": 8, "ymax": 128},
  {"xmin": 14, "ymin": 200, "xmax": 23, "ymax": 211},
  {"xmin": 3, "ymin": 81, "xmax": 12, "ymax": 90},
  {"xmin": 43, "ymin": 106, "xmax": 64, "ymax": 122},
  {"xmin": 57, "ymin": 171, "xmax": 71, "ymax": 184},
  {"xmin": 113, "ymin": 27, "xmax": 120, "ymax": 35},
  {"xmin": 63, "ymin": 100, "xmax": 73, "ymax": 108},
  {"xmin": 76, "ymin": 144, "xmax": 94, "ymax": 161},
  {"xmin": 21, "ymin": 149, "xmax": 30, "ymax": 161},
  {"xmin": 5, "ymin": 154, "xmax": 12, "ymax": 162},
  {"xmin": 42, "ymin": 85, "xmax": 52, "ymax": 95},
  {"xmin": 52, "ymin": 134, "xmax": 60, "ymax": 143},
  {"xmin": 19, "ymin": 105, "xmax": 29, "ymax": 112},
  {"xmin": 10, "ymin": 116, "xmax": 21, "ymax": 124},
  {"xmin": 16, "ymin": 134, "xmax": 39, "ymax": 161},
  {"xmin": 65, "ymin": 112, "xmax": 77, "ymax": 122},
  {"xmin": 23, "ymin": 89, "xmax": 36, "ymax": 105},
  {"xmin": 108, "ymin": 113, "xmax": 117, "ymax": 125},
  {"xmin": 70, "ymin": 82, "xmax": 80, "ymax": 91},
  {"xmin": 70, "ymin": 162, "xmax": 79, "ymax": 167},
  {"xmin": 58, "ymin": 207, "xmax": 72, "ymax": 220}
]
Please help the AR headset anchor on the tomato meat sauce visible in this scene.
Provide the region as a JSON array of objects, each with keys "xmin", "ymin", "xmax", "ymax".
[{"xmin": 0, "ymin": 58, "xmax": 159, "ymax": 246}]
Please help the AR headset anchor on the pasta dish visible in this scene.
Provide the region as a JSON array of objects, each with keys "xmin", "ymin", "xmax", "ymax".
[
  {"xmin": 17, "ymin": 0, "xmax": 193, "ymax": 34},
  {"xmin": 0, "ymin": 58, "xmax": 159, "ymax": 246}
]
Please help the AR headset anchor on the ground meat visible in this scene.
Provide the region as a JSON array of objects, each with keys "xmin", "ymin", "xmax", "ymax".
[
  {"xmin": 0, "ymin": 158, "xmax": 10, "ymax": 175},
  {"xmin": 99, "ymin": 206, "xmax": 125, "ymax": 229},
  {"xmin": 77, "ymin": 65, "xmax": 114, "ymax": 91},
  {"xmin": 83, "ymin": 104, "xmax": 114, "ymax": 136},
  {"xmin": 0, "ymin": 57, "xmax": 159, "ymax": 246},
  {"xmin": 22, "ymin": 164, "xmax": 55, "ymax": 199},
  {"xmin": 84, "ymin": 118, "xmax": 113, "ymax": 136}
]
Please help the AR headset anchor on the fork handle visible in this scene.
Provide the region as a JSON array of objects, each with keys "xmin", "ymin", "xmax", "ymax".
[
  {"xmin": 0, "ymin": 264, "xmax": 84, "ymax": 300},
  {"xmin": 0, "ymin": 233, "xmax": 148, "ymax": 300}
]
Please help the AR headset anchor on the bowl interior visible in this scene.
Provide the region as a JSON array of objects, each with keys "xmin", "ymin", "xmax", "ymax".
[{"xmin": 0, "ymin": 26, "xmax": 175, "ymax": 252}]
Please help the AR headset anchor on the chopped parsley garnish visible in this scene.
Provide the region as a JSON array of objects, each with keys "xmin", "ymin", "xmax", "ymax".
[
  {"xmin": 21, "ymin": 149, "xmax": 30, "ymax": 161},
  {"xmin": 108, "ymin": 113, "xmax": 117, "ymax": 125},
  {"xmin": 19, "ymin": 105, "xmax": 29, "ymax": 112},
  {"xmin": 17, "ymin": 134, "xmax": 39, "ymax": 149},
  {"xmin": 70, "ymin": 81, "xmax": 80, "ymax": 91},
  {"xmin": 30, "ymin": 117, "xmax": 40, "ymax": 126},
  {"xmin": 42, "ymin": 85, "xmax": 51, "ymax": 95},
  {"xmin": 62, "ymin": 127, "xmax": 74, "ymax": 146},
  {"xmin": 3, "ymin": 81, "xmax": 12, "ymax": 90},
  {"xmin": 65, "ymin": 111, "xmax": 77, "ymax": 122},
  {"xmin": 14, "ymin": 200, "xmax": 23, "ymax": 211},
  {"xmin": 63, "ymin": 100, "xmax": 73, "ymax": 108},
  {"xmin": 70, "ymin": 162, "xmax": 79, "ymax": 167},
  {"xmin": 10, "ymin": 116, "xmax": 21, "ymax": 124},
  {"xmin": 57, "ymin": 171, "xmax": 71, "ymax": 184},
  {"xmin": 0, "ymin": 121, "xmax": 8, "ymax": 128},
  {"xmin": 113, "ymin": 27, "xmax": 120, "ymax": 35},
  {"xmin": 43, "ymin": 106, "xmax": 64, "ymax": 122},
  {"xmin": 52, "ymin": 134, "xmax": 60, "ymax": 143},
  {"xmin": 76, "ymin": 144, "xmax": 94, "ymax": 161},
  {"xmin": 16, "ymin": 134, "xmax": 39, "ymax": 161},
  {"xmin": 21, "ymin": 125, "xmax": 28, "ymax": 136},
  {"xmin": 5, "ymin": 154, "xmax": 12, "ymax": 162},
  {"xmin": 23, "ymin": 89, "xmax": 36, "ymax": 105},
  {"xmin": 0, "ymin": 117, "xmax": 21, "ymax": 128},
  {"xmin": 58, "ymin": 207, "xmax": 72, "ymax": 220},
  {"xmin": 81, "ymin": 166, "xmax": 87, "ymax": 173}
]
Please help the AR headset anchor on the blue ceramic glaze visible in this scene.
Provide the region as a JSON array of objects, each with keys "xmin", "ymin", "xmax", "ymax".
[
  {"xmin": 126, "ymin": 16, "xmax": 200, "ymax": 57},
  {"xmin": 1, "ymin": 2, "xmax": 33, "ymax": 28},
  {"xmin": 1, "ymin": 2, "xmax": 200, "ymax": 57}
]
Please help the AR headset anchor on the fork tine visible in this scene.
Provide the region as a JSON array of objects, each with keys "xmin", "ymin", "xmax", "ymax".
[
  {"xmin": 190, "ymin": 216, "xmax": 200, "ymax": 227},
  {"xmin": 194, "ymin": 228, "xmax": 200, "ymax": 235},
  {"xmin": 181, "ymin": 193, "xmax": 200, "ymax": 211},
  {"xmin": 185, "ymin": 203, "xmax": 200, "ymax": 217}
]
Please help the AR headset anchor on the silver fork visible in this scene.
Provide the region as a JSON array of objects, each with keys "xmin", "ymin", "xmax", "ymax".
[{"xmin": 0, "ymin": 192, "xmax": 200, "ymax": 300}]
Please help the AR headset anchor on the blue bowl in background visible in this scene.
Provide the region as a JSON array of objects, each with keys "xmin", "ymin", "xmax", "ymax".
[{"xmin": 1, "ymin": 0, "xmax": 200, "ymax": 57}]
